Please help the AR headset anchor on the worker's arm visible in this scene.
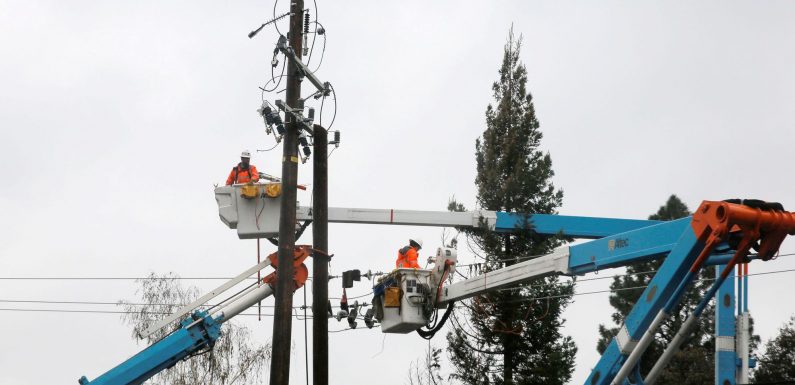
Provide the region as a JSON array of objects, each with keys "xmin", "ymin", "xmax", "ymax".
[
  {"xmin": 250, "ymin": 165, "xmax": 260, "ymax": 182},
  {"xmin": 226, "ymin": 167, "xmax": 236, "ymax": 185},
  {"xmin": 406, "ymin": 248, "xmax": 420, "ymax": 268}
]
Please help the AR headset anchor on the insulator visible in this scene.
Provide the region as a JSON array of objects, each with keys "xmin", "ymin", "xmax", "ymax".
[
  {"xmin": 262, "ymin": 106, "xmax": 275, "ymax": 125},
  {"xmin": 271, "ymin": 111, "xmax": 283, "ymax": 126},
  {"xmin": 302, "ymin": 11, "xmax": 310, "ymax": 56}
]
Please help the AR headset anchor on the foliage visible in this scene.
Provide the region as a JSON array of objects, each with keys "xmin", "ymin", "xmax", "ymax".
[
  {"xmin": 118, "ymin": 272, "xmax": 270, "ymax": 385},
  {"xmin": 408, "ymin": 346, "xmax": 446, "ymax": 385},
  {"xmin": 753, "ymin": 316, "xmax": 795, "ymax": 383},
  {"xmin": 445, "ymin": 27, "xmax": 576, "ymax": 385}
]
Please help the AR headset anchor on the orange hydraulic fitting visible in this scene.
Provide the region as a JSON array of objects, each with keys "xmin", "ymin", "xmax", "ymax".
[
  {"xmin": 262, "ymin": 245, "xmax": 311, "ymax": 289},
  {"xmin": 690, "ymin": 200, "xmax": 795, "ymax": 276}
]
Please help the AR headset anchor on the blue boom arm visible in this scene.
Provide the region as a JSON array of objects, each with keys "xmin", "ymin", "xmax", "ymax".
[
  {"xmin": 440, "ymin": 201, "xmax": 792, "ymax": 385},
  {"xmin": 77, "ymin": 246, "xmax": 310, "ymax": 385},
  {"xmin": 78, "ymin": 311, "xmax": 221, "ymax": 385}
]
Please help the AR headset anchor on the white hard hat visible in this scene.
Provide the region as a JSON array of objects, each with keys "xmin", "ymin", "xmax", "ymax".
[
  {"xmin": 409, "ymin": 238, "xmax": 423, "ymax": 249},
  {"xmin": 241, "ymin": 150, "xmax": 252, "ymax": 158}
]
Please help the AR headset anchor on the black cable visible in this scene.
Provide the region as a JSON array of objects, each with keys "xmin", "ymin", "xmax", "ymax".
[
  {"xmin": 257, "ymin": 142, "xmax": 280, "ymax": 152},
  {"xmin": 0, "ymin": 277, "xmax": 266, "ymax": 280},
  {"xmin": 272, "ymin": 0, "xmax": 282, "ymax": 36},
  {"xmin": 11, "ymin": 263, "xmax": 786, "ymax": 312},
  {"xmin": 0, "ymin": 299, "xmax": 290, "ymax": 308},
  {"xmin": 327, "ymin": 82, "xmax": 337, "ymax": 130},
  {"xmin": 263, "ymin": 61, "xmax": 287, "ymax": 93},
  {"xmin": 0, "ymin": 308, "xmax": 280, "ymax": 316},
  {"xmin": 303, "ymin": 286, "xmax": 309, "ymax": 385},
  {"xmin": 308, "ymin": 22, "xmax": 327, "ymax": 73},
  {"xmin": 2, "ymin": 258, "xmax": 792, "ymax": 282},
  {"xmin": 318, "ymin": 93, "xmax": 326, "ymax": 127},
  {"xmin": 416, "ymin": 302, "xmax": 455, "ymax": 340}
]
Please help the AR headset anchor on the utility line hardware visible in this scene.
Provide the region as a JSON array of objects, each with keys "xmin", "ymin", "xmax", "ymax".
[
  {"xmin": 248, "ymin": 11, "xmax": 293, "ymax": 39},
  {"xmin": 274, "ymin": 99, "xmax": 314, "ymax": 162},
  {"xmin": 276, "ymin": 35, "xmax": 331, "ymax": 96},
  {"xmin": 257, "ymin": 101, "xmax": 286, "ymax": 142}
]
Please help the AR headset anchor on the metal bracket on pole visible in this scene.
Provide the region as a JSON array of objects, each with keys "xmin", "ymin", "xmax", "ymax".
[
  {"xmin": 275, "ymin": 99, "xmax": 315, "ymax": 133},
  {"xmin": 277, "ymin": 35, "xmax": 331, "ymax": 96},
  {"xmin": 275, "ymin": 99, "xmax": 315, "ymax": 162}
]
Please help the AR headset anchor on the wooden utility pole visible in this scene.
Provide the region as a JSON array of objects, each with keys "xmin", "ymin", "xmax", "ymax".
[
  {"xmin": 270, "ymin": 0, "xmax": 304, "ymax": 384},
  {"xmin": 312, "ymin": 124, "xmax": 329, "ymax": 385}
]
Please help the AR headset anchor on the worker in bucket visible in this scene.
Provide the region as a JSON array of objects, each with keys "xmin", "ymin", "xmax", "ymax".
[
  {"xmin": 395, "ymin": 238, "xmax": 423, "ymax": 268},
  {"xmin": 225, "ymin": 150, "xmax": 260, "ymax": 185}
]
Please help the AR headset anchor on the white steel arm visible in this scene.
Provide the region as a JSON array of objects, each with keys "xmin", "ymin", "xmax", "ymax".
[
  {"xmin": 438, "ymin": 247, "xmax": 570, "ymax": 304},
  {"xmin": 297, "ymin": 206, "xmax": 497, "ymax": 228},
  {"xmin": 215, "ymin": 185, "xmax": 497, "ymax": 238},
  {"xmin": 143, "ymin": 258, "xmax": 272, "ymax": 337}
]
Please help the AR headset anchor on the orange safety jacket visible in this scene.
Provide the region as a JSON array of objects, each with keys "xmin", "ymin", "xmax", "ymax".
[
  {"xmin": 395, "ymin": 245, "xmax": 420, "ymax": 269},
  {"xmin": 226, "ymin": 164, "xmax": 259, "ymax": 185}
]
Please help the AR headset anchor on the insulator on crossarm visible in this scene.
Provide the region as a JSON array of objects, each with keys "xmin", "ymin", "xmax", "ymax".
[{"xmin": 302, "ymin": 11, "xmax": 310, "ymax": 56}]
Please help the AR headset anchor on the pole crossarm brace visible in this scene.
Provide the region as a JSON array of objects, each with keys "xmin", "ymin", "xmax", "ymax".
[
  {"xmin": 275, "ymin": 99, "xmax": 314, "ymax": 133},
  {"xmin": 277, "ymin": 35, "xmax": 330, "ymax": 96}
]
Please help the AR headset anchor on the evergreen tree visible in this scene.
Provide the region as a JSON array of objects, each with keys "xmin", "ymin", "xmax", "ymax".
[
  {"xmin": 446, "ymin": 28, "xmax": 576, "ymax": 385},
  {"xmin": 753, "ymin": 316, "xmax": 795, "ymax": 383},
  {"xmin": 596, "ymin": 195, "xmax": 715, "ymax": 385}
]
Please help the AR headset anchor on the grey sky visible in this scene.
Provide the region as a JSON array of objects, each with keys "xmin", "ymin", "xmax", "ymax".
[{"xmin": 2, "ymin": 1, "xmax": 795, "ymax": 384}]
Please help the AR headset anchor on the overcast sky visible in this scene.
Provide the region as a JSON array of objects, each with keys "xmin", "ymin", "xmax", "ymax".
[{"xmin": 2, "ymin": 1, "xmax": 795, "ymax": 384}]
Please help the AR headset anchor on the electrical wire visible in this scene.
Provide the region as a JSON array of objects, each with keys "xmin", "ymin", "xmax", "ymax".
[
  {"xmin": 327, "ymin": 82, "xmax": 337, "ymax": 130},
  {"xmin": 318, "ymin": 92, "xmax": 326, "ymax": 127},
  {"xmin": 328, "ymin": 291, "xmax": 372, "ymax": 301},
  {"xmin": 308, "ymin": 22, "xmax": 327, "ymax": 73},
  {"xmin": 303, "ymin": 286, "xmax": 309, "ymax": 385},
  {"xmin": 0, "ymin": 277, "xmax": 266, "ymax": 280},
  {"xmin": 0, "ymin": 308, "xmax": 283, "ymax": 317},
  {"xmin": 304, "ymin": 0, "xmax": 320, "ymax": 68},
  {"xmin": 263, "ymin": 62, "xmax": 287, "ymax": 93},
  {"xmin": 257, "ymin": 141, "xmax": 281, "ymax": 152},
  {"xmin": 328, "ymin": 327, "xmax": 366, "ymax": 333},
  {"xmin": 272, "ymin": 0, "xmax": 282, "ymax": 36},
  {"xmin": 7, "ymin": 267, "xmax": 794, "ymax": 317},
  {"xmin": 2, "ymin": 252, "xmax": 791, "ymax": 282}
]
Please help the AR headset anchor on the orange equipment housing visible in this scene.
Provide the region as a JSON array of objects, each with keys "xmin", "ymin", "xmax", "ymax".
[{"xmin": 262, "ymin": 245, "xmax": 311, "ymax": 289}]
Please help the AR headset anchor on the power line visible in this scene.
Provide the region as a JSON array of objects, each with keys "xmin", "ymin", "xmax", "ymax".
[
  {"xmin": 471, "ymin": 267, "xmax": 795, "ymax": 305},
  {"xmin": 0, "ymin": 277, "xmax": 263, "ymax": 280},
  {"xmin": 0, "ymin": 307, "xmax": 279, "ymax": 317},
  {"xmin": 0, "ymin": 299, "xmax": 306, "ymax": 309},
  {"xmin": 3, "ymin": 267, "xmax": 795, "ymax": 316}
]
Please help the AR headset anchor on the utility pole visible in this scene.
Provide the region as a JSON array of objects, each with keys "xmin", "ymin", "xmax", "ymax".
[
  {"xmin": 312, "ymin": 124, "xmax": 329, "ymax": 385},
  {"xmin": 270, "ymin": 0, "xmax": 304, "ymax": 384}
]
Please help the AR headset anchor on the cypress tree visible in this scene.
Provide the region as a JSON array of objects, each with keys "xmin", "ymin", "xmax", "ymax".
[{"xmin": 446, "ymin": 28, "xmax": 576, "ymax": 385}]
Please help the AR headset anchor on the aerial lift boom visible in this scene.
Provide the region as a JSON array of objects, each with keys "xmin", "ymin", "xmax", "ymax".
[
  {"xmin": 79, "ymin": 187, "xmax": 794, "ymax": 385},
  {"xmin": 215, "ymin": 185, "xmax": 794, "ymax": 385},
  {"xmin": 77, "ymin": 247, "xmax": 310, "ymax": 385}
]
